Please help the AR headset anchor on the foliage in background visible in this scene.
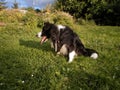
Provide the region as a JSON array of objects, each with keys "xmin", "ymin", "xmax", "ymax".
[
  {"xmin": 22, "ymin": 12, "xmax": 38, "ymax": 29},
  {"xmin": 0, "ymin": 9, "xmax": 25, "ymax": 23},
  {"xmin": 0, "ymin": 0, "xmax": 7, "ymax": 10},
  {"xmin": 53, "ymin": 0, "xmax": 120, "ymax": 25},
  {"xmin": 12, "ymin": 0, "xmax": 19, "ymax": 9},
  {"xmin": 0, "ymin": 9, "xmax": 77, "ymax": 29}
]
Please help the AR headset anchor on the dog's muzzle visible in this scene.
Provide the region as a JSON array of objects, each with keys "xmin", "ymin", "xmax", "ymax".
[
  {"xmin": 40, "ymin": 36, "xmax": 48, "ymax": 44},
  {"xmin": 36, "ymin": 32, "xmax": 42, "ymax": 38},
  {"xmin": 36, "ymin": 32, "xmax": 48, "ymax": 44}
]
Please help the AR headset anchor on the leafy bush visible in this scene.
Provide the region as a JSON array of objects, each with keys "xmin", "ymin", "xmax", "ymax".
[
  {"xmin": 77, "ymin": 18, "xmax": 96, "ymax": 25},
  {"xmin": 54, "ymin": 0, "xmax": 120, "ymax": 25},
  {"xmin": 53, "ymin": 11, "xmax": 74, "ymax": 26},
  {"xmin": 37, "ymin": 10, "xmax": 75, "ymax": 27},
  {"xmin": 0, "ymin": 9, "xmax": 24, "ymax": 23},
  {"xmin": 0, "ymin": 9, "xmax": 81, "ymax": 29},
  {"xmin": 22, "ymin": 12, "xmax": 38, "ymax": 29}
]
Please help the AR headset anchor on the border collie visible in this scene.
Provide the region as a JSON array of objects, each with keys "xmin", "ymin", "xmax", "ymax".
[{"xmin": 36, "ymin": 22, "xmax": 98, "ymax": 63}]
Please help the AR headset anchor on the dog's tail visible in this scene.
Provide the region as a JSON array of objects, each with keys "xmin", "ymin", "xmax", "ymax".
[
  {"xmin": 74, "ymin": 35, "xmax": 98, "ymax": 59},
  {"xmin": 76, "ymin": 46, "xmax": 98, "ymax": 59},
  {"xmin": 83, "ymin": 48, "xmax": 98, "ymax": 59}
]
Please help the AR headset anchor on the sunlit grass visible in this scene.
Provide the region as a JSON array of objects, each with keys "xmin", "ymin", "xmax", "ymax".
[{"xmin": 0, "ymin": 24, "xmax": 120, "ymax": 90}]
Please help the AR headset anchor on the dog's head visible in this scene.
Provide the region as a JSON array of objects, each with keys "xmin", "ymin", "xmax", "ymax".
[{"xmin": 36, "ymin": 22, "xmax": 53, "ymax": 44}]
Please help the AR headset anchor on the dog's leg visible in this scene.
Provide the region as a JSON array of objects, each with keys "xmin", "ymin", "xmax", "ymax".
[
  {"xmin": 68, "ymin": 51, "xmax": 76, "ymax": 63},
  {"xmin": 55, "ymin": 42, "xmax": 57, "ymax": 52},
  {"xmin": 51, "ymin": 42, "xmax": 54, "ymax": 48},
  {"xmin": 57, "ymin": 44, "xmax": 68, "ymax": 55}
]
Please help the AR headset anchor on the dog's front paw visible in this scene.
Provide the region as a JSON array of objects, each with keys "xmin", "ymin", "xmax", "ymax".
[{"xmin": 57, "ymin": 52, "xmax": 61, "ymax": 55}]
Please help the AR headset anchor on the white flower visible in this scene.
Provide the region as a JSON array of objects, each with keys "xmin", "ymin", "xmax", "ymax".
[
  {"xmin": 0, "ymin": 83, "xmax": 3, "ymax": 85},
  {"xmin": 22, "ymin": 81, "xmax": 24, "ymax": 83}
]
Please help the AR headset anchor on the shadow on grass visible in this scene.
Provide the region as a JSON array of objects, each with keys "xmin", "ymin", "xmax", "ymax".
[
  {"xmin": 0, "ymin": 50, "xmax": 32, "ymax": 90},
  {"xmin": 67, "ymin": 70, "xmax": 119, "ymax": 90},
  {"xmin": 19, "ymin": 39, "xmax": 54, "ymax": 52}
]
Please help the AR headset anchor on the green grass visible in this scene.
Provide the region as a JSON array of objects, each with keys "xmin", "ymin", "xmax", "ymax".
[{"xmin": 0, "ymin": 24, "xmax": 120, "ymax": 90}]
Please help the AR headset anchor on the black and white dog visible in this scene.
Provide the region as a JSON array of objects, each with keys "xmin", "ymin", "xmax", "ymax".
[{"xmin": 36, "ymin": 22, "xmax": 98, "ymax": 63}]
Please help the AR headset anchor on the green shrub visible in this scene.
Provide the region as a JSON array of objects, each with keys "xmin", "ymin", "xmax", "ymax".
[
  {"xmin": 77, "ymin": 18, "xmax": 96, "ymax": 25},
  {"xmin": 77, "ymin": 18, "xmax": 86, "ymax": 25},
  {"xmin": 0, "ymin": 9, "xmax": 79, "ymax": 29},
  {"xmin": 53, "ymin": 11, "xmax": 74, "ymax": 26},
  {"xmin": 37, "ymin": 17, "xmax": 44, "ymax": 28},
  {"xmin": 37, "ymin": 11, "xmax": 75, "ymax": 27},
  {"xmin": 22, "ymin": 12, "xmax": 38, "ymax": 29},
  {"xmin": 0, "ymin": 9, "xmax": 24, "ymax": 23}
]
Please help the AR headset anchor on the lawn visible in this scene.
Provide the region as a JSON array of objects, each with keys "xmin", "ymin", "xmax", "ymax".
[{"xmin": 0, "ymin": 24, "xmax": 120, "ymax": 90}]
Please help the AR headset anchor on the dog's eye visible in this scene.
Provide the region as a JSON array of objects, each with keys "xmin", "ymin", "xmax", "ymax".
[
  {"xmin": 41, "ymin": 31, "xmax": 46, "ymax": 36},
  {"xmin": 43, "ymin": 27, "xmax": 48, "ymax": 31}
]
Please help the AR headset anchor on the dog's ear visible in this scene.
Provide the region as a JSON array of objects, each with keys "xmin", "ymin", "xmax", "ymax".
[
  {"xmin": 44, "ymin": 22, "xmax": 53, "ymax": 29},
  {"xmin": 43, "ymin": 22, "xmax": 52, "ymax": 30},
  {"xmin": 44, "ymin": 22, "xmax": 50, "ymax": 26}
]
